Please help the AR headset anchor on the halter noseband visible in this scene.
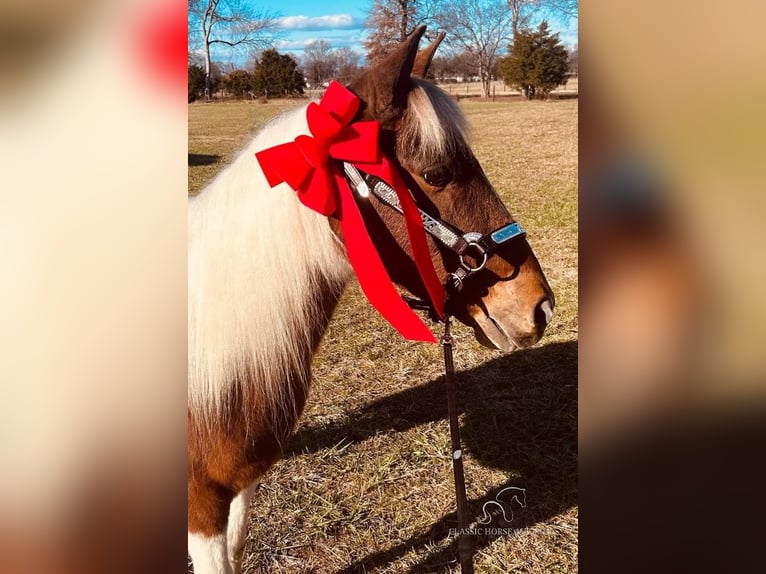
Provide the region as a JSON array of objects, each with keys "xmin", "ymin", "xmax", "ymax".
[{"xmin": 343, "ymin": 162, "xmax": 527, "ymax": 293}]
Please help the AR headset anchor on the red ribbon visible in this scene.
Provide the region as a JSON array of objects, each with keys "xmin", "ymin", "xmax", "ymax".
[{"xmin": 255, "ymin": 81, "xmax": 445, "ymax": 342}]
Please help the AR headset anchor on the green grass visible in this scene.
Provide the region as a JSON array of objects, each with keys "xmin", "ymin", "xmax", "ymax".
[{"xmin": 189, "ymin": 97, "xmax": 578, "ymax": 573}]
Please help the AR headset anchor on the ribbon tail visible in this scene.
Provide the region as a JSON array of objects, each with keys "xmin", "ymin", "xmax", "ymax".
[
  {"xmin": 391, "ymin": 175, "xmax": 446, "ymax": 318},
  {"xmin": 360, "ymin": 159, "xmax": 446, "ymax": 318},
  {"xmin": 333, "ymin": 172, "xmax": 436, "ymax": 343}
]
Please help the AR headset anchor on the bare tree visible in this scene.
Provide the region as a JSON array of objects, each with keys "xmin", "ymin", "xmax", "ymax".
[
  {"xmin": 332, "ymin": 47, "xmax": 364, "ymax": 84},
  {"xmin": 188, "ymin": 0, "xmax": 278, "ymax": 99},
  {"xmin": 506, "ymin": 0, "xmax": 540, "ymax": 36},
  {"xmin": 364, "ymin": 0, "xmax": 442, "ymax": 63},
  {"xmin": 432, "ymin": 51, "xmax": 476, "ymax": 82},
  {"xmin": 436, "ymin": 0, "xmax": 514, "ymax": 97},
  {"xmin": 507, "ymin": 0, "xmax": 577, "ymax": 35},
  {"xmin": 542, "ymin": 0, "xmax": 578, "ymax": 20},
  {"xmin": 302, "ymin": 42, "xmax": 363, "ymax": 87},
  {"xmin": 303, "ymin": 40, "xmax": 336, "ymax": 88},
  {"xmin": 568, "ymin": 43, "xmax": 578, "ymax": 75}
]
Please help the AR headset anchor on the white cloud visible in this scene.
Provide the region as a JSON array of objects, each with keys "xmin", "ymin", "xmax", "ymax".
[
  {"xmin": 277, "ymin": 14, "xmax": 361, "ymax": 31},
  {"xmin": 275, "ymin": 35, "xmax": 362, "ymax": 55},
  {"xmin": 275, "ymin": 39, "xmax": 313, "ymax": 50}
]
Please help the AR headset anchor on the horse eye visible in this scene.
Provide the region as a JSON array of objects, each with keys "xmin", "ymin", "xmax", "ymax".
[{"xmin": 422, "ymin": 166, "xmax": 452, "ymax": 188}]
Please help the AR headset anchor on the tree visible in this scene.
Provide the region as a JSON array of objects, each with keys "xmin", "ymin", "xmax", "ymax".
[
  {"xmin": 540, "ymin": 0, "xmax": 578, "ymax": 20},
  {"xmin": 435, "ymin": 0, "xmax": 514, "ymax": 98},
  {"xmin": 568, "ymin": 43, "xmax": 578, "ymax": 75},
  {"xmin": 364, "ymin": 0, "xmax": 441, "ymax": 63},
  {"xmin": 217, "ymin": 61, "xmax": 237, "ymax": 75},
  {"xmin": 303, "ymin": 40, "xmax": 336, "ymax": 87},
  {"xmin": 430, "ymin": 51, "xmax": 474, "ymax": 82},
  {"xmin": 251, "ymin": 49, "xmax": 305, "ymax": 98},
  {"xmin": 222, "ymin": 69, "xmax": 253, "ymax": 98},
  {"xmin": 498, "ymin": 21, "xmax": 569, "ymax": 99},
  {"xmin": 302, "ymin": 42, "xmax": 363, "ymax": 87},
  {"xmin": 506, "ymin": 0, "xmax": 578, "ymax": 35},
  {"xmin": 332, "ymin": 47, "xmax": 364, "ymax": 84},
  {"xmin": 188, "ymin": 65, "xmax": 206, "ymax": 102},
  {"xmin": 506, "ymin": 0, "xmax": 539, "ymax": 36},
  {"xmin": 189, "ymin": 61, "xmax": 222, "ymax": 100},
  {"xmin": 429, "ymin": 55, "xmax": 450, "ymax": 81},
  {"xmin": 188, "ymin": 0, "xmax": 278, "ymax": 100}
]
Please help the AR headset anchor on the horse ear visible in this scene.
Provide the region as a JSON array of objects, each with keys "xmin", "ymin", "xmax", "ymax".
[
  {"xmin": 412, "ymin": 31, "xmax": 446, "ymax": 78},
  {"xmin": 348, "ymin": 25, "xmax": 427, "ymax": 124}
]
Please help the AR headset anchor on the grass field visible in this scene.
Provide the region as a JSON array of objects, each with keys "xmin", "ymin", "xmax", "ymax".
[{"xmin": 189, "ymin": 96, "xmax": 578, "ymax": 573}]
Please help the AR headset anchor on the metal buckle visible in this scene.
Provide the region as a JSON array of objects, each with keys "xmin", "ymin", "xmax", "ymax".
[
  {"xmin": 456, "ymin": 223, "xmax": 524, "ymax": 276},
  {"xmin": 449, "ymin": 266, "xmax": 470, "ymax": 292},
  {"xmin": 459, "ymin": 241, "xmax": 488, "ymax": 273},
  {"xmin": 343, "ymin": 163, "xmax": 370, "ymax": 198}
]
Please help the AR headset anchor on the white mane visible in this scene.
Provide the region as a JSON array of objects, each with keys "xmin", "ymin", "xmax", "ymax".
[
  {"xmin": 188, "ymin": 83, "xmax": 463, "ymax": 431},
  {"xmin": 400, "ymin": 78, "xmax": 470, "ymax": 164},
  {"xmin": 188, "ymin": 105, "xmax": 352, "ymax": 427}
]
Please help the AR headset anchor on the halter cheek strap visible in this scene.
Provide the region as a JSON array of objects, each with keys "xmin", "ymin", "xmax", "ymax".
[{"xmin": 343, "ymin": 163, "xmax": 527, "ymax": 293}]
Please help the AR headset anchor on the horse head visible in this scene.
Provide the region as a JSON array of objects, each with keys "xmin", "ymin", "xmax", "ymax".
[{"xmin": 347, "ymin": 26, "xmax": 554, "ymax": 350}]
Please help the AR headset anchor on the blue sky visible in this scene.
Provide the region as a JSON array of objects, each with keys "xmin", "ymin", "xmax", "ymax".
[
  {"xmin": 208, "ymin": 0, "xmax": 578, "ymax": 65},
  {"xmin": 257, "ymin": 0, "xmax": 370, "ymax": 59}
]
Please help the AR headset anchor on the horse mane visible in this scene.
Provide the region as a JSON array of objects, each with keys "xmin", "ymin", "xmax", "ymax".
[
  {"xmin": 188, "ymin": 105, "xmax": 351, "ymax": 435},
  {"xmin": 399, "ymin": 78, "xmax": 470, "ymax": 167},
  {"xmin": 188, "ymin": 80, "xmax": 468, "ymax": 437}
]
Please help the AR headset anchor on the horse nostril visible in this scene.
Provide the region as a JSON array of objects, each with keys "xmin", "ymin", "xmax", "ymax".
[{"xmin": 534, "ymin": 297, "xmax": 555, "ymax": 329}]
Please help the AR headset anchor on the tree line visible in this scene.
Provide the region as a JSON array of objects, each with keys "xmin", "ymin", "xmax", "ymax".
[
  {"xmin": 188, "ymin": 0, "xmax": 576, "ymax": 102},
  {"xmin": 189, "ymin": 49, "xmax": 306, "ymax": 102},
  {"xmin": 188, "ymin": 42, "xmax": 366, "ymax": 102},
  {"xmin": 365, "ymin": 0, "xmax": 576, "ymax": 98}
]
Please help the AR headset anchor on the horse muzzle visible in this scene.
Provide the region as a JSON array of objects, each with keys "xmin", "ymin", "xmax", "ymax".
[{"xmin": 467, "ymin": 285, "xmax": 555, "ymax": 351}]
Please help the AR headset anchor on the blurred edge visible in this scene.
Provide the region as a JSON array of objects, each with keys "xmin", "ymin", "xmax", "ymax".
[
  {"xmin": 2, "ymin": 0, "xmax": 766, "ymax": 572},
  {"xmin": 581, "ymin": 1, "xmax": 766, "ymax": 573},
  {"xmin": 0, "ymin": 0, "xmax": 187, "ymax": 573}
]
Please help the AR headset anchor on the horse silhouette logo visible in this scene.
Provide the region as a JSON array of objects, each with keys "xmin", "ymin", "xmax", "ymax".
[{"xmin": 476, "ymin": 487, "xmax": 527, "ymax": 525}]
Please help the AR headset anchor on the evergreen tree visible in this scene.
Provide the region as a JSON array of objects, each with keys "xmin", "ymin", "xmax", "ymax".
[
  {"xmin": 498, "ymin": 21, "xmax": 569, "ymax": 100},
  {"xmin": 251, "ymin": 49, "xmax": 305, "ymax": 97},
  {"xmin": 222, "ymin": 70, "xmax": 253, "ymax": 98},
  {"xmin": 188, "ymin": 64, "xmax": 206, "ymax": 102}
]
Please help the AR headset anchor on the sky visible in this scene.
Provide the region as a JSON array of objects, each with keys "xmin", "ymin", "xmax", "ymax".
[
  {"xmin": 268, "ymin": 0, "xmax": 370, "ymax": 55},
  {"xmin": 204, "ymin": 0, "xmax": 578, "ymax": 66}
]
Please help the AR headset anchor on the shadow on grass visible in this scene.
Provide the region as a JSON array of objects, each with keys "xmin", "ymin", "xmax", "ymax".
[
  {"xmin": 188, "ymin": 153, "xmax": 221, "ymax": 166},
  {"xmin": 287, "ymin": 340, "xmax": 578, "ymax": 573}
]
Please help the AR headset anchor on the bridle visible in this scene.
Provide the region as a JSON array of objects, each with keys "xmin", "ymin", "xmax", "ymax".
[
  {"xmin": 343, "ymin": 160, "xmax": 528, "ymax": 574},
  {"xmin": 342, "ymin": 162, "xmax": 527, "ymax": 294}
]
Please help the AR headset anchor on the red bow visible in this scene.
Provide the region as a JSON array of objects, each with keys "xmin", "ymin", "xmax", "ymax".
[{"xmin": 255, "ymin": 81, "xmax": 445, "ymax": 342}]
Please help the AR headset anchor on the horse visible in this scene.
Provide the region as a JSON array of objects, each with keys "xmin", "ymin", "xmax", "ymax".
[
  {"xmin": 188, "ymin": 26, "xmax": 554, "ymax": 574},
  {"xmin": 476, "ymin": 487, "xmax": 528, "ymax": 525}
]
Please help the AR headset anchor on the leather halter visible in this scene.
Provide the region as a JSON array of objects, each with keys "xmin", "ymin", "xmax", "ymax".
[{"xmin": 343, "ymin": 162, "xmax": 527, "ymax": 293}]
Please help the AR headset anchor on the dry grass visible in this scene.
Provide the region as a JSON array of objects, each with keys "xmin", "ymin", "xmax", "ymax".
[
  {"xmin": 188, "ymin": 99, "xmax": 299, "ymax": 196},
  {"xmin": 189, "ymin": 97, "xmax": 578, "ymax": 573}
]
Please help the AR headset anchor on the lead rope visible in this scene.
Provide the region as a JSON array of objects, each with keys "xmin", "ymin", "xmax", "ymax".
[{"xmin": 441, "ymin": 316, "xmax": 475, "ymax": 574}]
